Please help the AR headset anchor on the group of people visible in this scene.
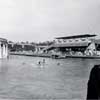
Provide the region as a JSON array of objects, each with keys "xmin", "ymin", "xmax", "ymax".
[
  {"xmin": 21, "ymin": 57, "xmax": 99, "ymax": 99},
  {"xmin": 37, "ymin": 59, "xmax": 46, "ymax": 67}
]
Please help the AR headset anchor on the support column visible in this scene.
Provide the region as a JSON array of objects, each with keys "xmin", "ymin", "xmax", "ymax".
[
  {"xmin": 3, "ymin": 44, "xmax": 6, "ymax": 58},
  {"xmin": 35, "ymin": 47, "xmax": 39, "ymax": 53},
  {"xmin": 22, "ymin": 44, "xmax": 24, "ymax": 48},
  {"xmin": 5, "ymin": 44, "xmax": 8, "ymax": 58},
  {"xmin": 12, "ymin": 43, "xmax": 14, "ymax": 48},
  {"xmin": 1, "ymin": 44, "xmax": 3, "ymax": 58},
  {"xmin": 36, "ymin": 47, "xmax": 38, "ymax": 53},
  {"xmin": 0, "ymin": 43, "xmax": 1, "ymax": 58}
]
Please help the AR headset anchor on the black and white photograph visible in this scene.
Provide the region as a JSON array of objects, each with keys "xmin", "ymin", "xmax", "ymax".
[{"xmin": 0, "ymin": 0, "xmax": 100, "ymax": 100}]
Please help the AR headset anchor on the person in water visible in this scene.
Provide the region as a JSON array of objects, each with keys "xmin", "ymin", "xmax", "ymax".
[
  {"xmin": 87, "ymin": 65, "xmax": 100, "ymax": 100},
  {"xmin": 7, "ymin": 55, "xmax": 9, "ymax": 59},
  {"xmin": 57, "ymin": 63, "xmax": 60, "ymax": 65},
  {"xmin": 43, "ymin": 59, "xmax": 45, "ymax": 64},
  {"xmin": 38, "ymin": 61, "xmax": 41, "ymax": 65}
]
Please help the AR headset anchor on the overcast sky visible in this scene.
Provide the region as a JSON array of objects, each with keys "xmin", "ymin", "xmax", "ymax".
[{"xmin": 0, "ymin": 0, "xmax": 100, "ymax": 42}]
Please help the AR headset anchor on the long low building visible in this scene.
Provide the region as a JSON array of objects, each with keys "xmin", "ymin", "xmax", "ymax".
[
  {"xmin": 0, "ymin": 38, "xmax": 8, "ymax": 58},
  {"xmin": 42, "ymin": 34, "xmax": 100, "ymax": 56}
]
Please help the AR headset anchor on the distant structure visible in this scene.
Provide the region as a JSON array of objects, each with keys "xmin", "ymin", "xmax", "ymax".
[
  {"xmin": 8, "ymin": 42, "xmax": 35, "ymax": 52},
  {"xmin": 8, "ymin": 42, "xmax": 52, "ymax": 53},
  {"xmin": 42, "ymin": 34, "xmax": 100, "ymax": 56},
  {"xmin": 0, "ymin": 38, "xmax": 8, "ymax": 58},
  {"xmin": 53, "ymin": 34, "xmax": 97, "ymax": 56},
  {"xmin": 55, "ymin": 34, "xmax": 96, "ymax": 44}
]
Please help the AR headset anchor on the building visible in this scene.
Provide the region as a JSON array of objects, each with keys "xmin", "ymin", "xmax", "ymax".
[
  {"xmin": 53, "ymin": 34, "xmax": 97, "ymax": 55},
  {"xmin": 54, "ymin": 34, "xmax": 96, "ymax": 44},
  {"xmin": 0, "ymin": 38, "xmax": 8, "ymax": 58},
  {"xmin": 8, "ymin": 42, "xmax": 35, "ymax": 52},
  {"xmin": 43, "ymin": 34, "xmax": 98, "ymax": 56}
]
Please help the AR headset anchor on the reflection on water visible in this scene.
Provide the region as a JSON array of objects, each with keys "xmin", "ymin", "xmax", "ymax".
[{"xmin": 0, "ymin": 55, "xmax": 100, "ymax": 99}]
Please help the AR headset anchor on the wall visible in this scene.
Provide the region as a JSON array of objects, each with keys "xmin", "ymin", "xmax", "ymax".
[{"xmin": 0, "ymin": 42, "xmax": 8, "ymax": 58}]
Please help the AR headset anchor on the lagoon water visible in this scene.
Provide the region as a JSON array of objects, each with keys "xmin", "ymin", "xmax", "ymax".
[{"xmin": 0, "ymin": 55, "xmax": 100, "ymax": 100}]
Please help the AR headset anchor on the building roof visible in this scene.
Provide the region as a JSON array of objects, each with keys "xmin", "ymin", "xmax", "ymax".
[
  {"xmin": 55, "ymin": 34, "xmax": 96, "ymax": 39},
  {"xmin": 0, "ymin": 38, "xmax": 7, "ymax": 43}
]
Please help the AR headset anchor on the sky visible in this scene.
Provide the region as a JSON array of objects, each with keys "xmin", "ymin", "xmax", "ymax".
[{"xmin": 0, "ymin": 0, "xmax": 100, "ymax": 42}]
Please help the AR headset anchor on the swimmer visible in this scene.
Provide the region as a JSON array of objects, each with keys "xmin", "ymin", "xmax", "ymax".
[
  {"xmin": 7, "ymin": 55, "xmax": 9, "ymax": 59},
  {"xmin": 37, "ymin": 61, "xmax": 41, "ymax": 65},
  {"xmin": 37, "ymin": 60, "xmax": 45, "ymax": 68},
  {"xmin": 57, "ymin": 63, "xmax": 60, "ymax": 65},
  {"xmin": 43, "ymin": 59, "xmax": 45, "ymax": 64},
  {"xmin": 22, "ymin": 62, "xmax": 26, "ymax": 65}
]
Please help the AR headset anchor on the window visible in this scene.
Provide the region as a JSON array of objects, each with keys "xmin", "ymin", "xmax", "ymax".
[
  {"xmin": 69, "ymin": 40, "xmax": 72, "ymax": 42},
  {"xmin": 63, "ymin": 39, "xmax": 66, "ymax": 43},
  {"xmin": 81, "ymin": 38, "xmax": 86, "ymax": 41},
  {"xmin": 75, "ymin": 39, "xmax": 79, "ymax": 42},
  {"xmin": 58, "ymin": 40, "xmax": 61, "ymax": 43}
]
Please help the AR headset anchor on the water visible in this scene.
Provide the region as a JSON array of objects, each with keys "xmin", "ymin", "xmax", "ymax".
[{"xmin": 0, "ymin": 55, "xmax": 100, "ymax": 100}]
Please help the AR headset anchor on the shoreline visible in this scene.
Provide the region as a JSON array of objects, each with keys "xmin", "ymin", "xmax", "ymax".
[
  {"xmin": 9, "ymin": 52, "xmax": 51, "ymax": 58},
  {"xmin": 9, "ymin": 52, "xmax": 100, "ymax": 59}
]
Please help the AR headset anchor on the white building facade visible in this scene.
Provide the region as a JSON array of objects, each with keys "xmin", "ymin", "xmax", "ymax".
[
  {"xmin": 0, "ymin": 38, "xmax": 8, "ymax": 58},
  {"xmin": 54, "ymin": 34, "xmax": 96, "ymax": 44}
]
